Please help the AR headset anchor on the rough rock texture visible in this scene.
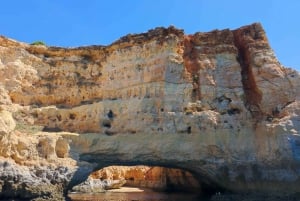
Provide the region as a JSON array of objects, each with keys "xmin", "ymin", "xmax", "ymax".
[
  {"xmin": 0, "ymin": 23, "xmax": 300, "ymax": 199},
  {"xmin": 89, "ymin": 165, "xmax": 200, "ymax": 192},
  {"xmin": 0, "ymin": 158, "xmax": 74, "ymax": 201},
  {"xmin": 0, "ymin": 110, "xmax": 15, "ymax": 134},
  {"xmin": 0, "ymin": 131, "xmax": 80, "ymax": 200},
  {"xmin": 71, "ymin": 178, "xmax": 126, "ymax": 193}
]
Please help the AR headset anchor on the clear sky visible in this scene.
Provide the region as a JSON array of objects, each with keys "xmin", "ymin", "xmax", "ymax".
[{"xmin": 0, "ymin": 0, "xmax": 299, "ymax": 71}]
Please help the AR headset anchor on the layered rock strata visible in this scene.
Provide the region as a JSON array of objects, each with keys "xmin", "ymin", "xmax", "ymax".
[{"xmin": 0, "ymin": 23, "xmax": 300, "ymax": 200}]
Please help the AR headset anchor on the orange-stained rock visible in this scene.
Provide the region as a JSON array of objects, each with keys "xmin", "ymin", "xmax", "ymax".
[
  {"xmin": 0, "ymin": 23, "xmax": 300, "ymax": 198},
  {"xmin": 0, "ymin": 23, "xmax": 298, "ymax": 134},
  {"xmin": 90, "ymin": 165, "xmax": 200, "ymax": 192}
]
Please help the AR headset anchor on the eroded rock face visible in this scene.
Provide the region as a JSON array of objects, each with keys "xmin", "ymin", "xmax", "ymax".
[
  {"xmin": 71, "ymin": 178, "xmax": 126, "ymax": 193},
  {"xmin": 0, "ymin": 159, "xmax": 74, "ymax": 201},
  {"xmin": 89, "ymin": 165, "xmax": 200, "ymax": 192},
  {"xmin": 0, "ymin": 110, "xmax": 15, "ymax": 135},
  {"xmin": 0, "ymin": 23, "xmax": 300, "ymax": 199}
]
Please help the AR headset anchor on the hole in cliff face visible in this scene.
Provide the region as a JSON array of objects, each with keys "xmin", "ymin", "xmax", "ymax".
[
  {"xmin": 88, "ymin": 165, "xmax": 202, "ymax": 193},
  {"xmin": 42, "ymin": 126, "xmax": 62, "ymax": 132},
  {"xmin": 102, "ymin": 119, "xmax": 111, "ymax": 128},
  {"xmin": 107, "ymin": 110, "xmax": 114, "ymax": 120},
  {"xmin": 187, "ymin": 126, "xmax": 192, "ymax": 134},
  {"xmin": 227, "ymin": 108, "xmax": 241, "ymax": 115},
  {"xmin": 69, "ymin": 113, "xmax": 76, "ymax": 120}
]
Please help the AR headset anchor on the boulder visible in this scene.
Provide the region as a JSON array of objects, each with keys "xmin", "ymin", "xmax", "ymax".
[{"xmin": 71, "ymin": 178, "xmax": 126, "ymax": 193}]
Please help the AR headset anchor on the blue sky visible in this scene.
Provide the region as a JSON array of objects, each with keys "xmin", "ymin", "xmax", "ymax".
[{"xmin": 0, "ymin": 0, "xmax": 299, "ymax": 71}]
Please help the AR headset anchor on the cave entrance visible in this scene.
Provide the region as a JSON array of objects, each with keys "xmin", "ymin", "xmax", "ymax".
[{"xmin": 88, "ymin": 165, "xmax": 202, "ymax": 193}]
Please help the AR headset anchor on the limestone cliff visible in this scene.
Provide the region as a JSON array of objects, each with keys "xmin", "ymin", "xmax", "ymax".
[{"xmin": 0, "ymin": 23, "xmax": 300, "ymax": 200}]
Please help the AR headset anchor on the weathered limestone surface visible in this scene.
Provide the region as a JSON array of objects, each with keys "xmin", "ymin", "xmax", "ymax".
[
  {"xmin": 0, "ymin": 23, "xmax": 300, "ymax": 199},
  {"xmin": 71, "ymin": 177, "xmax": 126, "ymax": 193},
  {"xmin": 88, "ymin": 165, "xmax": 200, "ymax": 192},
  {"xmin": 0, "ymin": 110, "xmax": 15, "ymax": 134},
  {"xmin": 0, "ymin": 132, "xmax": 79, "ymax": 200}
]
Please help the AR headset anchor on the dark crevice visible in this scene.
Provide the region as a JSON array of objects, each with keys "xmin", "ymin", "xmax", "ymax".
[
  {"xmin": 227, "ymin": 108, "xmax": 241, "ymax": 115},
  {"xmin": 42, "ymin": 126, "xmax": 62, "ymax": 132},
  {"xmin": 281, "ymin": 100, "xmax": 295, "ymax": 110},
  {"xmin": 233, "ymin": 28, "xmax": 263, "ymax": 119},
  {"xmin": 104, "ymin": 130, "xmax": 116, "ymax": 135},
  {"xmin": 102, "ymin": 120, "xmax": 111, "ymax": 128},
  {"xmin": 107, "ymin": 110, "xmax": 114, "ymax": 120},
  {"xmin": 187, "ymin": 126, "xmax": 192, "ymax": 134},
  {"xmin": 69, "ymin": 113, "xmax": 76, "ymax": 120}
]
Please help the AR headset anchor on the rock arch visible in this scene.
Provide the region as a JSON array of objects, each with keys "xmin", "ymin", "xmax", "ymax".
[{"xmin": 66, "ymin": 133, "xmax": 229, "ymax": 195}]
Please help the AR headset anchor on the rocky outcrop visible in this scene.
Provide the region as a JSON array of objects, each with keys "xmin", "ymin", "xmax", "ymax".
[
  {"xmin": 0, "ymin": 23, "xmax": 300, "ymax": 200},
  {"xmin": 0, "ymin": 159, "xmax": 74, "ymax": 200},
  {"xmin": 0, "ymin": 131, "xmax": 80, "ymax": 200},
  {"xmin": 71, "ymin": 178, "xmax": 126, "ymax": 193}
]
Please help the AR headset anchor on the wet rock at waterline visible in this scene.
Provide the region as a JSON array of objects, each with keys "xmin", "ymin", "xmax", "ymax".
[{"xmin": 71, "ymin": 178, "xmax": 126, "ymax": 193}]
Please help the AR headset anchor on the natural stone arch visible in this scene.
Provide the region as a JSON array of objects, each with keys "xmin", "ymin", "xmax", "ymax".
[
  {"xmin": 84, "ymin": 165, "xmax": 202, "ymax": 193},
  {"xmin": 65, "ymin": 133, "xmax": 227, "ymax": 195},
  {"xmin": 64, "ymin": 119, "xmax": 300, "ymax": 196},
  {"xmin": 68, "ymin": 163, "xmax": 223, "ymax": 196}
]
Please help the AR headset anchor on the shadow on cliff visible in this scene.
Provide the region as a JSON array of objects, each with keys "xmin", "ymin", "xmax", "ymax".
[
  {"xmin": 65, "ymin": 165, "xmax": 95, "ymax": 200},
  {"xmin": 65, "ymin": 149, "xmax": 227, "ymax": 199}
]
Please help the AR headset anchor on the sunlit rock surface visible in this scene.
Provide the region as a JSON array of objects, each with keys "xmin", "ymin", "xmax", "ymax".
[
  {"xmin": 88, "ymin": 165, "xmax": 200, "ymax": 192},
  {"xmin": 0, "ymin": 23, "xmax": 300, "ymax": 200}
]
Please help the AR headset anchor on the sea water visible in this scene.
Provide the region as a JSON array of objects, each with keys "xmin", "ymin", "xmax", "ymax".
[{"xmin": 68, "ymin": 191, "xmax": 205, "ymax": 201}]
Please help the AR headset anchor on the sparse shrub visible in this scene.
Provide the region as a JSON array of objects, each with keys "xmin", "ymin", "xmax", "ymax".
[{"xmin": 30, "ymin": 41, "xmax": 46, "ymax": 46}]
